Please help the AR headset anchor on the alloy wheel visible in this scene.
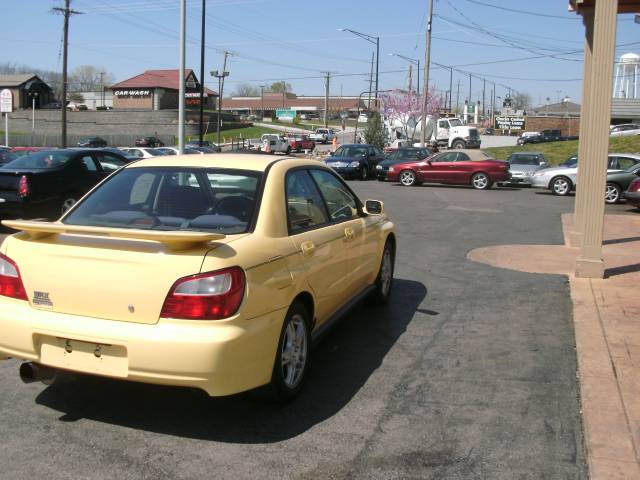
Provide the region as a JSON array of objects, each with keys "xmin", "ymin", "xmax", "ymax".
[
  {"xmin": 552, "ymin": 178, "xmax": 570, "ymax": 196},
  {"xmin": 472, "ymin": 173, "xmax": 489, "ymax": 190},
  {"xmin": 605, "ymin": 183, "xmax": 620, "ymax": 204},
  {"xmin": 280, "ymin": 314, "xmax": 308, "ymax": 389},
  {"xmin": 380, "ymin": 248, "xmax": 393, "ymax": 297},
  {"xmin": 400, "ymin": 170, "xmax": 416, "ymax": 186}
]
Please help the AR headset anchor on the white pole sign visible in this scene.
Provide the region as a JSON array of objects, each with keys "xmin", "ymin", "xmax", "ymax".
[{"xmin": 1, "ymin": 89, "xmax": 12, "ymax": 146}]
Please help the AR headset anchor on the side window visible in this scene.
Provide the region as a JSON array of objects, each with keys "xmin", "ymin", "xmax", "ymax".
[
  {"xmin": 607, "ymin": 157, "xmax": 617, "ymax": 169},
  {"xmin": 617, "ymin": 157, "xmax": 638, "ymax": 170},
  {"xmin": 438, "ymin": 120, "xmax": 449, "ymax": 129},
  {"xmin": 130, "ymin": 173, "xmax": 156, "ymax": 205},
  {"xmin": 80, "ymin": 155, "xmax": 98, "ymax": 171},
  {"xmin": 97, "ymin": 154, "xmax": 126, "ymax": 173},
  {"xmin": 309, "ymin": 169, "xmax": 358, "ymax": 221},
  {"xmin": 435, "ymin": 152, "xmax": 456, "ymax": 162},
  {"xmin": 457, "ymin": 153, "xmax": 470, "ymax": 161},
  {"xmin": 286, "ymin": 170, "xmax": 329, "ymax": 233}
]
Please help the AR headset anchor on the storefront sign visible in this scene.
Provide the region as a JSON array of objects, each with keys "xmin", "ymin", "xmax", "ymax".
[
  {"xmin": 495, "ymin": 115, "xmax": 525, "ymax": 130},
  {"xmin": 185, "ymin": 92, "xmax": 208, "ymax": 98},
  {"xmin": 0, "ymin": 89, "xmax": 13, "ymax": 113},
  {"xmin": 114, "ymin": 89, "xmax": 151, "ymax": 97},
  {"xmin": 276, "ymin": 108, "xmax": 296, "ymax": 121}
]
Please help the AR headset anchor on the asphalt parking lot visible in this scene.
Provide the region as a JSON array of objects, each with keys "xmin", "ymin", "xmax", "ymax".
[{"xmin": 0, "ymin": 183, "xmax": 637, "ymax": 479}]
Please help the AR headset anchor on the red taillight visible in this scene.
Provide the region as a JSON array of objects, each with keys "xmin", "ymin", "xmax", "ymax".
[
  {"xmin": 18, "ymin": 175, "xmax": 29, "ymax": 197},
  {"xmin": 0, "ymin": 253, "xmax": 28, "ymax": 301},
  {"xmin": 629, "ymin": 179, "xmax": 640, "ymax": 193},
  {"xmin": 160, "ymin": 267, "xmax": 245, "ymax": 320}
]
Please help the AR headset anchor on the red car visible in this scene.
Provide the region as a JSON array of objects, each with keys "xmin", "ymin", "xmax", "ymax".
[
  {"xmin": 387, "ymin": 149, "xmax": 510, "ymax": 190},
  {"xmin": 11, "ymin": 147, "xmax": 55, "ymax": 157},
  {"xmin": 286, "ymin": 134, "xmax": 315, "ymax": 152},
  {"xmin": 626, "ymin": 178, "xmax": 640, "ymax": 209}
]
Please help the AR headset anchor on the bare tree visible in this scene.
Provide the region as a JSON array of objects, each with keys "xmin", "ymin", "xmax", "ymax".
[
  {"xmin": 233, "ymin": 83, "xmax": 260, "ymax": 97},
  {"xmin": 69, "ymin": 65, "xmax": 114, "ymax": 92},
  {"xmin": 511, "ymin": 92, "xmax": 532, "ymax": 111}
]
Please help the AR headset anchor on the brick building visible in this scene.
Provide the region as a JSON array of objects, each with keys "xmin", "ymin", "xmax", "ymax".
[{"xmin": 110, "ymin": 69, "xmax": 217, "ymax": 110}]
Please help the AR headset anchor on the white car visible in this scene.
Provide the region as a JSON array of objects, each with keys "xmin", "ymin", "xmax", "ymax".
[
  {"xmin": 358, "ymin": 114, "xmax": 368, "ymax": 123},
  {"xmin": 310, "ymin": 128, "xmax": 336, "ymax": 144},
  {"xmin": 153, "ymin": 146, "xmax": 202, "ymax": 155},
  {"xmin": 260, "ymin": 134, "xmax": 291, "ymax": 154},
  {"xmin": 119, "ymin": 147, "xmax": 167, "ymax": 159},
  {"xmin": 610, "ymin": 124, "xmax": 640, "ymax": 137},
  {"xmin": 531, "ymin": 153, "xmax": 640, "ymax": 195}
]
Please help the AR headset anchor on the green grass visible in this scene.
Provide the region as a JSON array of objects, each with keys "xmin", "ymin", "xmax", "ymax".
[
  {"xmin": 484, "ymin": 135, "xmax": 640, "ymax": 166},
  {"xmin": 190, "ymin": 126, "xmax": 281, "ymax": 143}
]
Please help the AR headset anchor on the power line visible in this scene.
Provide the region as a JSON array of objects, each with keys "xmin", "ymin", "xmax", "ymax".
[{"xmin": 463, "ymin": 0, "xmax": 578, "ymax": 20}]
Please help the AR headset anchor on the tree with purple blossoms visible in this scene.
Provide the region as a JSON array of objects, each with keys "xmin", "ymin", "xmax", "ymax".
[{"xmin": 379, "ymin": 87, "xmax": 443, "ymax": 142}]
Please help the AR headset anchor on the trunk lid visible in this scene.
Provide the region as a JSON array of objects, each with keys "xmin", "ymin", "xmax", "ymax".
[
  {"xmin": 0, "ymin": 171, "xmax": 24, "ymax": 201},
  {"xmin": 3, "ymin": 223, "xmax": 237, "ymax": 325}
]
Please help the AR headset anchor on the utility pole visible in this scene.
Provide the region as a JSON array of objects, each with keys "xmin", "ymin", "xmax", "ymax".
[
  {"xmin": 375, "ymin": 36, "xmax": 380, "ymax": 103},
  {"xmin": 260, "ymin": 84, "xmax": 266, "ymax": 120},
  {"xmin": 282, "ymin": 80, "xmax": 285, "ymax": 108},
  {"xmin": 198, "ymin": 0, "xmax": 206, "ymax": 146},
  {"xmin": 218, "ymin": 51, "xmax": 231, "ymax": 144},
  {"xmin": 323, "ymin": 72, "xmax": 330, "ymax": 128},
  {"xmin": 367, "ymin": 52, "xmax": 374, "ymax": 110},
  {"xmin": 408, "ymin": 64, "xmax": 413, "ymax": 93},
  {"xmin": 99, "ymin": 71, "xmax": 105, "ymax": 108},
  {"xmin": 178, "ymin": 0, "xmax": 186, "ymax": 153},
  {"xmin": 448, "ymin": 67, "xmax": 453, "ymax": 111},
  {"xmin": 419, "ymin": 0, "xmax": 434, "ymax": 147},
  {"xmin": 456, "ymin": 79, "xmax": 460, "ymax": 114},
  {"xmin": 468, "ymin": 73, "xmax": 472, "ymax": 105},
  {"xmin": 52, "ymin": 0, "xmax": 83, "ymax": 148},
  {"xmin": 482, "ymin": 78, "xmax": 486, "ymax": 121}
]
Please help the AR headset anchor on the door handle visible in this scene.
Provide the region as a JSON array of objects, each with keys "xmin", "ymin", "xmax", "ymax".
[
  {"xmin": 344, "ymin": 227, "xmax": 355, "ymax": 240},
  {"xmin": 301, "ymin": 241, "xmax": 315, "ymax": 256}
]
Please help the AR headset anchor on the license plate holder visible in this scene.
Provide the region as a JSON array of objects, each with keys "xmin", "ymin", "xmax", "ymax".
[{"xmin": 39, "ymin": 336, "xmax": 128, "ymax": 378}]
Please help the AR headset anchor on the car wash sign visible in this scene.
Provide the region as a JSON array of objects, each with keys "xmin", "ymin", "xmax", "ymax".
[{"xmin": 495, "ymin": 115, "xmax": 525, "ymax": 130}]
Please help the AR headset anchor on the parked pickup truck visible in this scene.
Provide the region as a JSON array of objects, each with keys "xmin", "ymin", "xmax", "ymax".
[
  {"xmin": 309, "ymin": 128, "xmax": 336, "ymax": 144},
  {"xmin": 0, "ymin": 149, "xmax": 130, "ymax": 220},
  {"xmin": 286, "ymin": 133, "xmax": 316, "ymax": 152},
  {"xmin": 260, "ymin": 134, "xmax": 291, "ymax": 154}
]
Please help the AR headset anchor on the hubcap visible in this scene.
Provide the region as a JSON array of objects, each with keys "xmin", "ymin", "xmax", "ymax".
[
  {"xmin": 605, "ymin": 185, "xmax": 619, "ymax": 203},
  {"xmin": 473, "ymin": 174, "xmax": 488, "ymax": 189},
  {"xmin": 281, "ymin": 314, "xmax": 307, "ymax": 389},
  {"xmin": 400, "ymin": 171, "xmax": 414, "ymax": 185},
  {"xmin": 554, "ymin": 179, "xmax": 569, "ymax": 195},
  {"xmin": 380, "ymin": 248, "xmax": 393, "ymax": 296}
]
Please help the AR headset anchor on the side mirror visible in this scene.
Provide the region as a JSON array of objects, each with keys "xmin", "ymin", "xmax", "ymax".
[
  {"xmin": 364, "ymin": 199, "xmax": 384, "ymax": 215},
  {"xmin": 329, "ymin": 151, "xmax": 334, "ymax": 156}
]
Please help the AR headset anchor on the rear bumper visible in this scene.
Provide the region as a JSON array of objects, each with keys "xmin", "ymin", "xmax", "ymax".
[
  {"xmin": 0, "ymin": 297, "xmax": 285, "ymax": 396},
  {"xmin": 625, "ymin": 191, "xmax": 640, "ymax": 207}
]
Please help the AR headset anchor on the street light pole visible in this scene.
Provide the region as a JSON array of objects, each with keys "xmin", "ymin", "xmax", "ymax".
[
  {"xmin": 388, "ymin": 53, "xmax": 420, "ymax": 95},
  {"xmin": 178, "ymin": 0, "xmax": 186, "ymax": 153},
  {"xmin": 339, "ymin": 28, "xmax": 380, "ymax": 101},
  {"xmin": 198, "ymin": 0, "xmax": 206, "ymax": 147}
]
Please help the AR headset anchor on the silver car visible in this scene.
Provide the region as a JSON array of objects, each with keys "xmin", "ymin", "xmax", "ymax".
[
  {"xmin": 500, "ymin": 152, "xmax": 548, "ymax": 186},
  {"xmin": 531, "ymin": 153, "xmax": 640, "ymax": 196}
]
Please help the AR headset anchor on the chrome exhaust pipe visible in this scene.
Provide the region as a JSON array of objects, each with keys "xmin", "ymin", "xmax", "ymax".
[{"xmin": 19, "ymin": 362, "xmax": 57, "ymax": 385}]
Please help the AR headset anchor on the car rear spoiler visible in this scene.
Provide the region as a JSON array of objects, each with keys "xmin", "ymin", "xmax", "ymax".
[{"xmin": 1, "ymin": 220, "xmax": 225, "ymax": 251}]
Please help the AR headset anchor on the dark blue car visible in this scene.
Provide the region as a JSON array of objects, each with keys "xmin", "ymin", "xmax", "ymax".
[{"xmin": 325, "ymin": 144, "xmax": 385, "ymax": 180}]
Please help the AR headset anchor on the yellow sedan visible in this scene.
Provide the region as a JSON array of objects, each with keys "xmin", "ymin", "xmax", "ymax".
[{"xmin": 0, "ymin": 154, "xmax": 395, "ymax": 400}]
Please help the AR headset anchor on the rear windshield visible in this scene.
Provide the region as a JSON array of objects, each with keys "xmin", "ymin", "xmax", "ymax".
[
  {"xmin": 0, "ymin": 149, "xmax": 18, "ymax": 163},
  {"xmin": 2, "ymin": 151, "xmax": 74, "ymax": 169},
  {"xmin": 509, "ymin": 154, "xmax": 540, "ymax": 165},
  {"xmin": 64, "ymin": 167, "xmax": 262, "ymax": 234}
]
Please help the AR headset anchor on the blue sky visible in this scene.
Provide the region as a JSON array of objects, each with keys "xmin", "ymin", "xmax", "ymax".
[{"xmin": 2, "ymin": 0, "xmax": 638, "ymax": 107}]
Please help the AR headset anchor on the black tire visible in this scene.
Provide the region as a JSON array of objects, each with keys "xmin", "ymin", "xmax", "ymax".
[
  {"xmin": 550, "ymin": 176, "xmax": 572, "ymax": 196},
  {"xmin": 399, "ymin": 169, "xmax": 417, "ymax": 186},
  {"xmin": 369, "ymin": 239, "xmax": 395, "ymax": 304},
  {"xmin": 471, "ymin": 172, "xmax": 492, "ymax": 190},
  {"xmin": 452, "ymin": 140, "xmax": 465, "ymax": 149},
  {"xmin": 268, "ymin": 302, "xmax": 311, "ymax": 402},
  {"xmin": 605, "ymin": 182, "xmax": 622, "ymax": 204},
  {"xmin": 360, "ymin": 166, "xmax": 368, "ymax": 181}
]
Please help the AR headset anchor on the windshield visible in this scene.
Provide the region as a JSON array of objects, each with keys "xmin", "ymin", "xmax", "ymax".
[
  {"xmin": 0, "ymin": 149, "xmax": 18, "ymax": 164},
  {"xmin": 146, "ymin": 148, "xmax": 166, "ymax": 156},
  {"xmin": 388, "ymin": 149, "xmax": 429, "ymax": 161},
  {"xmin": 64, "ymin": 167, "xmax": 262, "ymax": 234},
  {"xmin": 2, "ymin": 150, "xmax": 74, "ymax": 169},
  {"xmin": 449, "ymin": 118, "xmax": 462, "ymax": 127},
  {"xmin": 334, "ymin": 146, "xmax": 368, "ymax": 157},
  {"xmin": 509, "ymin": 154, "xmax": 541, "ymax": 166}
]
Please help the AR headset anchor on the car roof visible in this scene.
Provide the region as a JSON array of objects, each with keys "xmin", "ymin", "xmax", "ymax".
[
  {"xmin": 130, "ymin": 153, "xmax": 306, "ymax": 172},
  {"xmin": 609, "ymin": 152, "xmax": 640, "ymax": 159}
]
